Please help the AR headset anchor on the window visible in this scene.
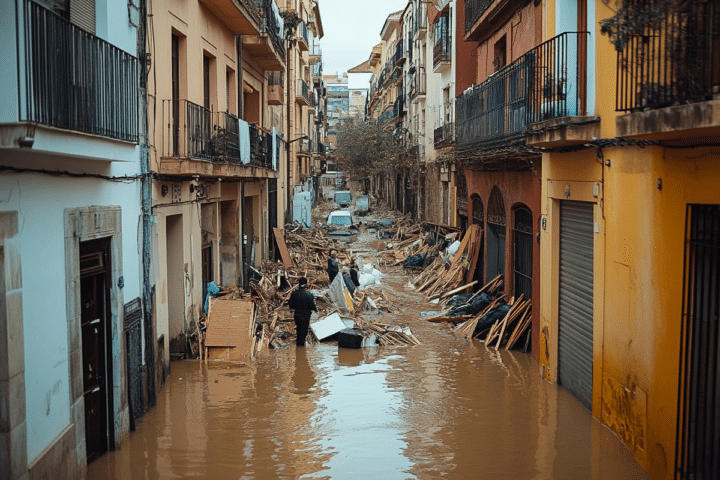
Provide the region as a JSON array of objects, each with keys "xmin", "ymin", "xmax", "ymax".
[{"xmin": 493, "ymin": 35, "xmax": 507, "ymax": 72}]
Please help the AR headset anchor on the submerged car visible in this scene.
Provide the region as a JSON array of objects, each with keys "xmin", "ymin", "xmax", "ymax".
[
  {"xmin": 333, "ymin": 190, "xmax": 352, "ymax": 207},
  {"xmin": 327, "ymin": 210, "xmax": 354, "ymax": 227}
]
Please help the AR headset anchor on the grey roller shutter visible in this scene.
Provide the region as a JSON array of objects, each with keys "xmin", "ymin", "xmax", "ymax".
[
  {"xmin": 558, "ymin": 200, "xmax": 594, "ymax": 410},
  {"xmin": 70, "ymin": 0, "xmax": 95, "ymax": 34}
]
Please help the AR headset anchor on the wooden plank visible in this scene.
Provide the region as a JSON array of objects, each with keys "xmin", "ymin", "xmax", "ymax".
[
  {"xmin": 204, "ymin": 298, "xmax": 256, "ymax": 362},
  {"xmin": 273, "ymin": 227, "xmax": 294, "ymax": 269},
  {"xmin": 440, "ymin": 280, "xmax": 479, "ymax": 299}
]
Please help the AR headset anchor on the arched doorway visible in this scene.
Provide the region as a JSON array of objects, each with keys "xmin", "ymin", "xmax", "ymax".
[
  {"xmin": 513, "ymin": 205, "xmax": 533, "ymax": 300},
  {"xmin": 486, "ymin": 186, "xmax": 506, "ymax": 281},
  {"xmin": 471, "ymin": 194, "xmax": 485, "ymax": 286},
  {"xmin": 456, "ymin": 169, "xmax": 468, "ymax": 231}
]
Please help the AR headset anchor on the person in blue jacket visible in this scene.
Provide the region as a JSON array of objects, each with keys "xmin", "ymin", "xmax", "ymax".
[{"xmin": 288, "ymin": 277, "xmax": 317, "ymax": 347}]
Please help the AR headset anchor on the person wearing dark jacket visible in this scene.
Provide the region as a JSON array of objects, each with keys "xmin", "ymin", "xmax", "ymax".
[
  {"xmin": 349, "ymin": 256, "xmax": 360, "ymax": 288},
  {"xmin": 327, "ymin": 249, "xmax": 339, "ymax": 284},
  {"xmin": 288, "ymin": 277, "xmax": 317, "ymax": 347}
]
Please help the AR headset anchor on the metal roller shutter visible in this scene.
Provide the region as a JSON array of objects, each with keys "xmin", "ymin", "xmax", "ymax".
[
  {"xmin": 558, "ymin": 201, "xmax": 594, "ymax": 410},
  {"xmin": 70, "ymin": 0, "xmax": 95, "ymax": 34}
]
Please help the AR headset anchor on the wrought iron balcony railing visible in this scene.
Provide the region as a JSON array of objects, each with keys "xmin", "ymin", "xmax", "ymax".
[
  {"xmin": 413, "ymin": 0, "xmax": 427, "ymax": 34},
  {"xmin": 526, "ymin": 31, "xmax": 589, "ymax": 123},
  {"xmin": 434, "ymin": 99, "xmax": 455, "ymax": 146},
  {"xmin": 394, "ymin": 41, "xmax": 405, "ymax": 65},
  {"xmin": 457, "ymin": 32, "xmax": 589, "ymax": 151},
  {"xmin": 257, "ymin": 0, "xmax": 285, "ymax": 59},
  {"xmin": 161, "ymin": 100, "xmax": 276, "ymax": 170},
  {"xmin": 465, "ymin": 0, "xmax": 494, "ymax": 36},
  {"xmin": 20, "ymin": 0, "xmax": 138, "ymax": 142},
  {"xmin": 615, "ymin": 0, "xmax": 720, "ymax": 112},
  {"xmin": 433, "ymin": 14, "xmax": 451, "ymax": 68},
  {"xmin": 411, "ymin": 66, "xmax": 426, "ymax": 97},
  {"xmin": 268, "ymin": 71, "xmax": 283, "ymax": 86},
  {"xmin": 456, "ymin": 51, "xmax": 533, "ymax": 151}
]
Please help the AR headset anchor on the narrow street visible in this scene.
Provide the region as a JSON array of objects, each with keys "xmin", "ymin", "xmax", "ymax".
[{"xmin": 88, "ymin": 199, "xmax": 649, "ymax": 479}]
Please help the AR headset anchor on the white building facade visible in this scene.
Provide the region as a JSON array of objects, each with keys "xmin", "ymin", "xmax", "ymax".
[{"xmin": 0, "ymin": 0, "xmax": 146, "ymax": 478}]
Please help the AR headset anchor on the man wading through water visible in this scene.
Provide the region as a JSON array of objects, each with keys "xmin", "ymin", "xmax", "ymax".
[{"xmin": 288, "ymin": 277, "xmax": 317, "ymax": 347}]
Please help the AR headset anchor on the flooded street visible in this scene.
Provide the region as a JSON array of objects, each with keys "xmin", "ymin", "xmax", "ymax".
[{"xmin": 89, "ymin": 230, "xmax": 649, "ymax": 479}]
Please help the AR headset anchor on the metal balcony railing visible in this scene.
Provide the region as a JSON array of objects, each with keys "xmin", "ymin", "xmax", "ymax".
[
  {"xmin": 161, "ymin": 101, "xmax": 276, "ymax": 169},
  {"xmin": 434, "ymin": 100, "xmax": 455, "ymax": 146},
  {"xmin": 412, "ymin": 66, "xmax": 426, "ymax": 97},
  {"xmin": 527, "ymin": 32, "xmax": 590, "ymax": 123},
  {"xmin": 298, "ymin": 20, "xmax": 309, "ymax": 46},
  {"xmin": 433, "ymin": 14, "xmax": 451, "ymax": 68},
  {"xmin": 258, "ymin": 0, "xmax": 285, "ymax": 59},
  {"xmin": 20, "ymin": 0, "xmax": 138, "ymax": 142},
  {"xmin": 465, "ymin": 0, "xmax": 494, "ymax": 35},
  {"xmin": 457, "ymin": 32, "xmax": 590, "ymax": 151},
  {"xmin": 394, "ymin": 41, "xmax": 404, "ymax": 65},
  {"xmin": 456, "ymin": 53, "xmax": 533, "ymax": 151},
  {"xmin": 296, "ymin": 79, "xmax": 310, "ymax": 103},
  {"xmin": 615, "ymin": 0, "xmax": 720, "ymax": 112},
  {"xmin": 414, "ymin": 0, "xmax": 427, "ymax": 34},
  {"xmin": 268, "ymin": 71, "xmax": 284, "ymax": 86}
]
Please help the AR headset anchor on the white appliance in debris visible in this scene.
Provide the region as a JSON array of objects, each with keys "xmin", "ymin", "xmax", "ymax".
[{"xmin": 293, "ymin": 191, "xmax": 313, "ymax": 228}]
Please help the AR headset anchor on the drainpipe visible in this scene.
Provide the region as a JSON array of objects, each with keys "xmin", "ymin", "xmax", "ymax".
[
  {"xmin": 286, "ymin": 40, "xmax": 292, "ymax": 221},
  {"xmin": 139, "ymin": 0, "xmax": 156, "ymax": 406},
  {"xmin": 237, "ymin": 35, "xmax": 246, "ymax": 289}
]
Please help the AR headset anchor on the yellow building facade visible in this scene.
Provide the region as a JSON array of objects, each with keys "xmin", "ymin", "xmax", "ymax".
[{"xmin": 536, "ymin": 0, "xmax": 720, "ymax": 478}]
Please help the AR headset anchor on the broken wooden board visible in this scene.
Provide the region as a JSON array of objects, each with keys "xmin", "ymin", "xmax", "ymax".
[
  {"xmin": 205, "ymin": 298, "xmax": 256, "ymax": 361},
  {"xmin": 273, "ymin": 227, "xmax": 294, "ymax": 269}
]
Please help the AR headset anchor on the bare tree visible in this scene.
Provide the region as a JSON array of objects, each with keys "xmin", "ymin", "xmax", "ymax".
[{"xmin": 334, "ymin": 121, "xmax": 416, "ymax": 183}]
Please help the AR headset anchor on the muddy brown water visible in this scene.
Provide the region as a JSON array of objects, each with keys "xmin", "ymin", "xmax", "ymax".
[{"xmin": 89, "ymin": 231, "xmax": 649, "ymax": 479}]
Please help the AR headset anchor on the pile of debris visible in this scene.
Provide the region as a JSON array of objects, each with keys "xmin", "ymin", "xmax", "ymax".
[
  {"xmin": 200, "ymin": 218, "xmax": 421, "ymax": 361},
  {"xmin": 423, "ymin": 273, "xmax": 532, "ymax": 351}
]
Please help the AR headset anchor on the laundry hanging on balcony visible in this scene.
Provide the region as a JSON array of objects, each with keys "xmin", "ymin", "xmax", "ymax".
[{"xmin": 238, "ymin": 119, "xmax": 250, "ymax": 164}]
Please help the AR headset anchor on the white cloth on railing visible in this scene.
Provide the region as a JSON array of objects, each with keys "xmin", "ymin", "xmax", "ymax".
[
  {"xmin": 271, "ymin": 0, "xmax": 284, "ymax": 37},
  {"xmin": 272, "ymin": 127, "xmax": 278, "ymax": 170},
  {"xmin": 238, "ymin": 119, "xmax": 250, "ymax": 164}
]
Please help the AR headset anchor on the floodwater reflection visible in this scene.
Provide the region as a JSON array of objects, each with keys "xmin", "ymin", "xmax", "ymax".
[{"xmin": 89, "ymin": 270, "xmax": 649, "ymax": 480}]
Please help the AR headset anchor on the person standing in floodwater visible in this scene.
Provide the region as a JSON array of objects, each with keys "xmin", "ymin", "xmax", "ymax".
[
  {"xmin": 288, "ymin": 277, "xmax": 317, "ymax": 347},
  {"xmin": 327, "ymin": 249, "xmax": 339, "ymax": 284}
]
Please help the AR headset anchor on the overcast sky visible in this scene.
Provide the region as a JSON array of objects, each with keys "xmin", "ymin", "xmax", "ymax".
[{"xmin": 318, "ymin": 0, "xmax": 407, "ymax": 77}]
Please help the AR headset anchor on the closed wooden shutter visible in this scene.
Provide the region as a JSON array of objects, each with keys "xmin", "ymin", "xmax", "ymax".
[{"xmin": 558, "ymin": 200, "xmax": 594, "ymax": 410}]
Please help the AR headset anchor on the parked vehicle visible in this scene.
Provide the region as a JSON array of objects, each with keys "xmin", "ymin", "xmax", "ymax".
[
  {"xmin": 327, "ymin": 210, "xmax": 354, "ymax": 227},
  {"xmin": 334, "ymin": 190, "xmax": 352, "ymax": 207}
]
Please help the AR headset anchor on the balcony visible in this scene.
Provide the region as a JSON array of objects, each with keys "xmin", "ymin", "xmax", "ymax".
[
  {"xmin": 15, "ymin": 0, "xmax": 138, "ymax": 143},
  {"xmin": 456, "ymin": 52, "xmax": 533, "ymax": 153},
  {"xmin": 614, "ymin": 0, "xmax": 720, "ymax": 141},
  {"xmin": 410, "ymin": 66, "xmax": 426, "ymax": 100},
  {"xmin": 414, "ymin": 0, "xmax": 427, "ymax": 40},
  {"xmin": 434, "ymin": 100, "xmax": 455, "ymax": 147},
  {"xmin": 243, "ymin": 0, "xmax": 285, "ymax": 70},
  {"xmin": 394, "ymin": 41, "xmax": 406, "ymax": 67},
  {"xmin": 297, "ymin": 21, "xmax": 309, "ymax": 51},
  {"xmin": 295, "ymin": 79, "xmax": 310, "ymax": 105},
  {"xmin": 267, "ymin": 71, "xmax": 284, "ymax": 105},
  {"xmin": 159, "ymin": 100, "xmax": 277, "ymax": 176},
  {"xmin": 433, "ymin": 14, "xmax": 451, "ymax": 72},
  {"xmin": 525, "ymin": 32, "xmax": 598, "ymax": 148},
  {"xmin": 199, "ymin": 0, "xmax": 260, "ymax": 35},
  {"xmin": 465, "ymin": 0, "xmax": 494, "ymax": 39},
  {"xmin": 310, "ymin": 45, "xmax": 322, "ymax": 65}
]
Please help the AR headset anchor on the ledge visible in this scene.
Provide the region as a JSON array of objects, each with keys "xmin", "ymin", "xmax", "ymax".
[
  {"xmin": 525, "ymin": 116, "xmax": 601, "ymax": 148},
  {"xmin": 616, "ymin": 99, "xmax": 720, "ymax": 140},
  {"xmin": 158, "ymin": 157, "xmax": 275, "ymax": 179}
]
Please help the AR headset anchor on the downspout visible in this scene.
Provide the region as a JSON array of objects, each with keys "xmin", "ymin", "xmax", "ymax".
[
  {"xmin": 286, "ymin": 39, "xmax": 292, "ymax": 221},
  {"xmin": 237, "ymin": 35, "xmax": 246, "ymax": 289},
  {"xmin": 139, "ymin": 0, "xmax": 156, "ymax": 406}
]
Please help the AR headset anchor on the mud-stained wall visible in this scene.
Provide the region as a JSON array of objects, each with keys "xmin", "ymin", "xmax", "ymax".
[
  {"xmin": 464, "ymin": 164, "xmax": 541, "ymax": 361},
  {"xmin": 423, "ymin": 163, "xmax": 448, "ymax": 225}
]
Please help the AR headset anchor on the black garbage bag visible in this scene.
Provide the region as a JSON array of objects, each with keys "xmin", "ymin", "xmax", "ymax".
[
  {"xmin": 474, "ymin": 304, "xmax": 512, "ymax": 336},
  {"xmin": 446, "ymin": 293, "xmax": 474, "ymax": 307},
  {"xmin": 403, "ymin": 252, "xmax": 427, "ymax": 268},
  {"xmin": 445, "ymin": 292, "xmax": 494, "ymax": 316},
  {"xmin": 343, "ymin": 273, "xmax": 356, "ymax": 296}
]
